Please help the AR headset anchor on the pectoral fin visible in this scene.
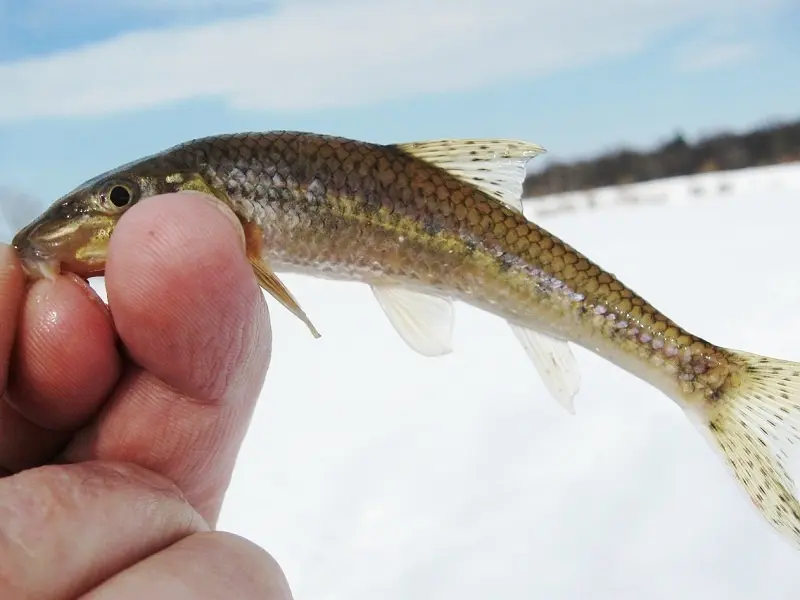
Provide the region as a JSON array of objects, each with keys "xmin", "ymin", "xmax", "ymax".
[
  {"xmin": 251, "ymin": 258, "xmax": 320, "ymax": 338},
  {"xmin": 372, "ymin": 285, "xmax": 454, "ymax": 356},
  {"xmin": 242, "ymin": 221, "xmax": 320, "ymax": 338},
  {"xmin": 170, "ymin": 176, "xmax": 321, "ymax": 338},
  {"xmin": 509, "ymin": 323, "xmax": 580, "ymax": 414}
]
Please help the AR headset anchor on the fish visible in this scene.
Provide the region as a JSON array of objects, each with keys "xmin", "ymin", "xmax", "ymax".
[{"xmin": 11, "ymin": 130, "xmax": 800, "ymax": 548}]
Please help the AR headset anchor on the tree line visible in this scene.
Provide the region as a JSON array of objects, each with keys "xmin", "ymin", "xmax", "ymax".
[{"xmin": 522, "ymin": 118, "xmax": 800, "ymax": 197}]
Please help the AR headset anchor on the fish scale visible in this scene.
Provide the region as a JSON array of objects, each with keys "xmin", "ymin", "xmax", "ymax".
[
  {"xmin": 179, "ymin": 132, "xmax": 724, "ymax": 395},
  {"xmin": 11, "ymin": 129, "xmax": 800, "ymax": 551}
]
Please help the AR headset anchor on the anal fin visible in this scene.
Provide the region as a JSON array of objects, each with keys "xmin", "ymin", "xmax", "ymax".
[
  {"xmin": 509, "ymin": 323, "xmax": 580, "ymax": 414},
  {"xmin": 372, "ymin": 285, "xmax": 454, "ymax": 357}
]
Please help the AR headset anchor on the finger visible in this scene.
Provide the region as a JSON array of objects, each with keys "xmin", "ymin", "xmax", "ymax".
[
  {"xmin": 0, "ymin": 274, "xmax": 121, "ymax": 472},
  {"xmin": 0, "ymin": 243, "xmax": 24, "ymax": 392},
  {"xmin": 0, "ymin": 461, "xmax": 207, "ymax": 600},
  {"xmin": 0, "ymin": 244, "xmax": 30, "ymax": 472},
  {"xmin": 64, "ymin": 193, "xmax": 271, "ymax": 524},
  {"xmin": 0, "ymin": 400, "xmax": 64, "ymax": 474},
  {"xmin": 81, "ymin": 531, "xmax": 293, "ymax": 600}
]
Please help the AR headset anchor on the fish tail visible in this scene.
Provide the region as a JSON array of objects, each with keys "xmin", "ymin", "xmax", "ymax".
[{"xmin": 691, "ymin": 349, "xmax": 800, "ymax": 547}]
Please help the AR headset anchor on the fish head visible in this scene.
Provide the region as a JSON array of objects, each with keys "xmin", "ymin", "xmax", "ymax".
[{"xmin": 11, "ymin": 163, "xmax": 180, "ymax": 280}]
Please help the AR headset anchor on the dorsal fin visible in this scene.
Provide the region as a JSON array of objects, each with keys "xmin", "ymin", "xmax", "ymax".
[{"xmin": 392, "ymin": 139, "xmax": 545, "ymax": 214}]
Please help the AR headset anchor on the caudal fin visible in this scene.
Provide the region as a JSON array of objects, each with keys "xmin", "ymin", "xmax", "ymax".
[{"xmin": 697, "ymin": 349, "xmax": 800, "ymax": 547}]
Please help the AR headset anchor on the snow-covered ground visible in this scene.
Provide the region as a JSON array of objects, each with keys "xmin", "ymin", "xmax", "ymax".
[
  {"xmin": 218, "ymin": 163, "xmax": 800, "ymax": 599},
  {"xmin": 5, "ymin": 163, "xmax": 800, "ymax": 598}
]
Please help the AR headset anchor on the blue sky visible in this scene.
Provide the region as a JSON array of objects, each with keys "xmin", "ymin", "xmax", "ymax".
[{"xmin": 0, "ymin": 0, "xmax": 798, "ymax": 222}]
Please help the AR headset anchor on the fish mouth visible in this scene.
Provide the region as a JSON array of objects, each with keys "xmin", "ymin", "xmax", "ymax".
[
  {"xmin": 11, "ymin": 221, "xmax": 60, "ymax": 280},
  {"xmin": 11, "ymin": 214, "xmax": 111, "ymax": 280}
]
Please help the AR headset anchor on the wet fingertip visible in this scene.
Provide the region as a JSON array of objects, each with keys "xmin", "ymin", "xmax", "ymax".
[
  {"xmin": 64, "ymin": 274, "xmax": 112, "ymax": 318},
  {"xmin": 26, "ymin": 274, "xmax": 84, "ymax": 305},
  {"xmin": 25, "ymin": 275, "xmax": 115, "ymax": 346},
  {"xmin": 25, "ymin": 277, "xmax": 55, "ymax": 305},
  {"xmin": 11, "ymin": 270, "xmax": 122, "ymax": 431}
]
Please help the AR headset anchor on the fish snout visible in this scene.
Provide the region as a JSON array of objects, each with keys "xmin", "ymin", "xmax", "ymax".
[
  {"xmin": 10, "ymin": 214, "xmax": 81, "ymax": 280},
  {"xmin": 12, "ymin": 219, "xmax": 50, "ymax": 260}
]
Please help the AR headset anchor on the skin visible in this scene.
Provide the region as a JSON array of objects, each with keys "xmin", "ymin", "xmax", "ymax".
[{"xmin": 0, "ymin": 192, "xmax": 293, "ymax": 599}]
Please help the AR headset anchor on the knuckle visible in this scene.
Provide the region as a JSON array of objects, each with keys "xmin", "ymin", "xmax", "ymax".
[
  {"xmin": 0, "ymin": 462, "xmax": 203, "ymax": 596},
  {"xmin": 0, "ymin": 462, "xmax": 185, "ymax": 553}
]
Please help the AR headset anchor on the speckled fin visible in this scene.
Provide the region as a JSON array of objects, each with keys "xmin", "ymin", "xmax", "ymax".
[
  {"xmin": 687, "ymin": 348, "xmax": 800, "ymax": 548},
  {"xmin": 371, "ymin": 285, "xmax": 454, "ymax": 357},
  {"xmin": 392, "ymin": 138, "xmax": 545, "ymax": 213},
  {"xmin": 251, "ymin": 257, "xmax": 321, "ymax": 339},
  {"xmin": 509, "ymin": 324, "xmax": 580, "ymax": 415}
]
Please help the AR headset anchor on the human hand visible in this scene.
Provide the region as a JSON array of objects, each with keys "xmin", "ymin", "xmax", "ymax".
[{"xmin": 0, "ymin": 193, "xmax": 292, "ymax": 599}]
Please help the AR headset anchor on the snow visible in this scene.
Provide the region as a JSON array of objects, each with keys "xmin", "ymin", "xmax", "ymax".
[
  {"xmin": 5, "ymin": 163, "xmax": 800, "ymax": 597},
  {"xmin": 217, "ymin": 163, "xmax": 800, "ymax": 599}
]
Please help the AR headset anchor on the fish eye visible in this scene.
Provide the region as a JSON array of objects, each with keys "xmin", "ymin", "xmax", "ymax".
[
  {"xmin": 109, "ymin": 185, "xmax": 132, "ymax": 207},
  {"xmin": 99, "ymin": 181, "xmax": 139, "ymax": 210}
]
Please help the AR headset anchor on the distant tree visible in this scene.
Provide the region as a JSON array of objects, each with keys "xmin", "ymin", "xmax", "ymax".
[{"xmin": 522, "ymin": 118, "xmax": 800, "ymax": 197}]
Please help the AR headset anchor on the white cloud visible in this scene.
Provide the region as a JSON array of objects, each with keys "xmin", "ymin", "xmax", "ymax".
[
  {"xmin": 0, "ymin": 0, "xmax": 788, "ymax": 122},
  {"xmin": 84, "ymin": 0, "xmax": 271, "ymax": 9},
  {"xmin": 1, "ymin": 0, "xmax": 273, "ymax": 18},
  {"xmin": 674, "ymin": 39, "xmax": 759, "ymax": 71}
]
